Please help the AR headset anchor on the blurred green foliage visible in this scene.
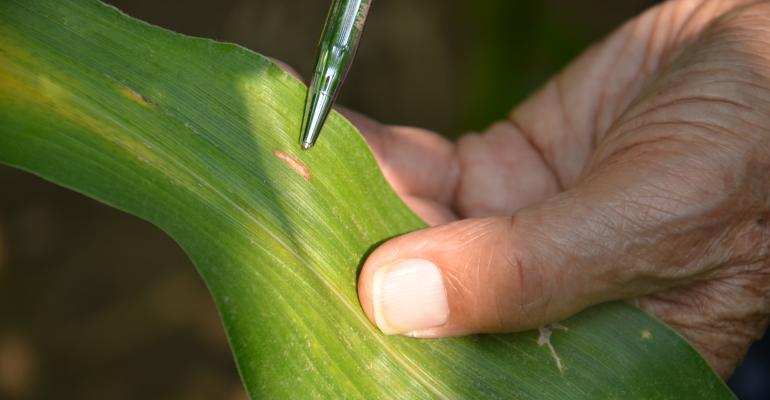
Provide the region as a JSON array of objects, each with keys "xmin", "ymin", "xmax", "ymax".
[{"xmin": 460, "ymin": 2, "xmax": 594, "ymax": 133}]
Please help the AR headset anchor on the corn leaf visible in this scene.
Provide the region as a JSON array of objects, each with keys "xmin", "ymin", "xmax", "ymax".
[{"xmin": 0, "ymin": 0, "xmax": 733, "ymax": 398}]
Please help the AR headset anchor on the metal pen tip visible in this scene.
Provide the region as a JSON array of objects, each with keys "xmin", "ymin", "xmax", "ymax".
[
  {"xmin": 298, "ymin": 0, "xmax": 371, "ymax": 150},
  {"xmin": 299, "ymin": 88, "xmax": 331, "ymax": 151}
]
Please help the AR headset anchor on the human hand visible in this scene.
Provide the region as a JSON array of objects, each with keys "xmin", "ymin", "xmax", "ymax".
[{"xmin": 353, "ymin": 0, "xmax": 770, "ymax": 378}]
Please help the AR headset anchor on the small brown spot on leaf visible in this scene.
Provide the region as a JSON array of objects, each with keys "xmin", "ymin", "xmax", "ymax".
[
  {"xmin": 274, "ymin": 150, "xmax": 311, "ymax": 181},
  {"xmin": 119, "ymin": 85, "xmax": 154, "ymax": 109},
  {"xmin": 640, "ymin": 330, "xmax": 653, "ymax": 340}
]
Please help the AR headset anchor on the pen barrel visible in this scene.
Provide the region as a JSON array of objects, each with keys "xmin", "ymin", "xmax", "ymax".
[
  {"xmin": 300, "ymin": 0, "xmax": 371, "ymax": 148},
  {"xmin": 312, "ymin": 0, "xmax": 370, "ymax": 101}
]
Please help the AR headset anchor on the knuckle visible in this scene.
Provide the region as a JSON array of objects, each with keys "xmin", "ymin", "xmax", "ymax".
[
  {"xmin": 496, "ymin": 216, "xmax": 557, "ymax": 328},
  {"xmin": 711, "ymin": 1, "xmax": 770, "ymax": 35},
  {"xmin": 498, "ymin": 246, "xmax": 552, "ymax": 329}
]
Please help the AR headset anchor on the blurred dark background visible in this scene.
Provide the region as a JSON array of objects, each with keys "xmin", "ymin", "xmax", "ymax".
[{"xmin": 1, "ymin": 0, "xmax": 767, "ymax": 399}]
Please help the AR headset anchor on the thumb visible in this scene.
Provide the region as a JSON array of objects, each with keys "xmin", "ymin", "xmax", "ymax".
[{"xmin": 357, "ymin": 190, "xmax": 647, "ymax": 337}]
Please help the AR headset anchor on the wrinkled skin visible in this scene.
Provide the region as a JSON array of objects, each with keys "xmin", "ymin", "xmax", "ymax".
[
  {"xmin": 346, "ymin": 0, "xmax": 770, "ymax": 378},
  {"xmin": 302, "ymin": 0, "xmax": 770, "ymax": 379}
]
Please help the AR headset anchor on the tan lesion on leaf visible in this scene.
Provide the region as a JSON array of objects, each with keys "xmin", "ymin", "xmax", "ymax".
[
  {"xmin": 2, "ymin": 70, "xmax": 168, "ymax": 173},
  {"xmin": 118, "ymin": 85, "xmax": 154, "ymax": 109},
  {"xmin": 274, "ymin": 150, "xmax": 311, "ymax": 181}
]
